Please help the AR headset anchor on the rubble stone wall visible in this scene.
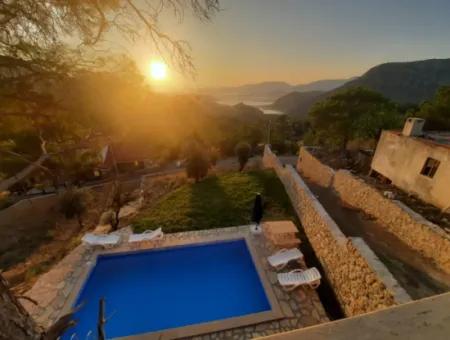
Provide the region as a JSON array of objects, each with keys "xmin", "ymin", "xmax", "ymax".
[{"xmin": 263, "ymin": 146, "xmax": 396, "ymax": 316}]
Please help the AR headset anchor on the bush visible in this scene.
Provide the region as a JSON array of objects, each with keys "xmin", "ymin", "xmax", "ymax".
[
  {"xmin": 235, "ymin": 142, "xmax": 251, "ymax": 171},
  {"xmin": 186, "ymin": 144, "xmax": 209, "ymax": 182},
  {"xmin": 59, "ymin": 189, "xmax": 89, "ymax": 228}
]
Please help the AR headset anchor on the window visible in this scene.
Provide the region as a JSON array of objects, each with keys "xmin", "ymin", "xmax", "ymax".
[{"xmin": 420, "ymin": 157, "xmax": 440, "ymax": 178}]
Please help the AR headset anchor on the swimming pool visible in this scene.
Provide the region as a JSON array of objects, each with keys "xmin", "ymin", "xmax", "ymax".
[{"xmin": 63, "ymin": 239, "xmax": 274, "ymax": 339}]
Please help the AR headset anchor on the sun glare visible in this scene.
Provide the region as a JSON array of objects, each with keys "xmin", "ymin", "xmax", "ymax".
[{"xmin": 149, "ymin": 61, "xmax": 167, "ymax": 80}]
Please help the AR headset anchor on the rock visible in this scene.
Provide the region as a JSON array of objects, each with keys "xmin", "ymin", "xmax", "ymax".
[
  {"xmin": 273, "ymin": 286, "xmax": 284, "ymax": 299},
  {"xmin": 268, "ymin": 271, "xmax": 278, "ymax": 284},
  {"xmin": 280, "ymin": 319, "xmax": 290, "ymax": 328},
  {"xmin": 280, "ymin": 300, "xmax": 294, "ymax": 318},
  {"xmin": 255, "ymin": 324, "xmax": 266, "ymax": 332},
  {"xmin": 296, "ymin": 288, "xmax": 307, "ymax": 303},
  {"xmin": 289, "ymin": 299, "xmax": 299, "ymax": 312}
]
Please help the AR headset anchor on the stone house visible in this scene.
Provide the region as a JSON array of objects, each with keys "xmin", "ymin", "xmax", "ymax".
[{"xmin": 370, "ymin": 118, "xmax": 450, "ymax": 210}]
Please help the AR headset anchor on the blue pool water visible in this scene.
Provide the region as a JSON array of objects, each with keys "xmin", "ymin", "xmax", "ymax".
[{"xmin": 63, "ymin": 239, "xmax": 271, "ymax": 339}]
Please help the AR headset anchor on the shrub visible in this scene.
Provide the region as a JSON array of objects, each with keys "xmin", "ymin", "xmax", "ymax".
[
  {"xmin": 235, "ymin": 142, "xmax": 252, "ymax": 171},
  {"xmin": 59, "ymin": 189, "xmax": 89, "ymax": 228},
  {"xmin": 186, "ymin": 144, "xmax": 209, "ymax": 182}
]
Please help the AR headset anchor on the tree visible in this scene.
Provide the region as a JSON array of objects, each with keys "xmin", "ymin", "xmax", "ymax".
[
  {"xmin": 308, "ymin": 87, "xmax": 402, "ymax": 150},
  {"xmin": 110, "ymin": 181, "xmax": 133, "ymax": 231},
  {"xmin": 416, "ymin": 86, "xmax": 450, "ymax": 130},
  {"xmin": 235, "ymin": 142, "xmax": 252, "ymax": 171},
  {"xmin": 59, "ymin": 189, "xmax": 89, "ymax": 228},
  {"xmin": 186, "ymin": 143, "xmax": 209, "ymax": 182},
  {"xmin": 0, "ymin": 1, "xmax": 221, "ymax": 339},
  {"xmin": 0, "ymin": 0, "xmax": 220, "ymax": 192}
]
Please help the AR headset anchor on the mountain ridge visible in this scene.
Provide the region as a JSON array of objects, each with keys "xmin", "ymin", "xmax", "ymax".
[
  {"xmin": 199, "ymin": 78, "xmax": 351, "ymax": 103},
  {"xmin": 271, "ymin": 58, "xmax": 450, "ymax": 119}
]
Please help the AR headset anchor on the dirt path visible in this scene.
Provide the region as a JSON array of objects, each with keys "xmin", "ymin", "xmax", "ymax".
[{"xmin": 306, "ymin": 180, "xmax": 450, "ymax": 300}]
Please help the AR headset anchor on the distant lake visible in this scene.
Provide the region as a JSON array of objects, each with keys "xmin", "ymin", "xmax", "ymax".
[{"xmin": 216, "ymin": 98, "xmax": 284, "ymax": 115}]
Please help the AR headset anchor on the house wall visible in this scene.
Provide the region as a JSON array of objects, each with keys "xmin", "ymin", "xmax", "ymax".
[
  {"xmin": 263, "ymin": 146, "xmax": 398, "ymax": 316},
  {"xmin": 371, "ymin": 130, "xmax": 450, "ymax": 210}
]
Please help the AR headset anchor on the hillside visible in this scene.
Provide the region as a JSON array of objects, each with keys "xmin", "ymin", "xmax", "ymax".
[
  {"xmin": 270, "ymin": 91, "xmax": 323, "ymax": 119},
  {"xmin": 339, "ymin": 58, "xmax": 450, "ymax": 104},
  {"xmin": 271, "ymin": 58, "xmax": 450, "ymax": 119},
  {"xmin": 200, "ymin": 78, "xmax": 349, "ymax": 104},
  {"xmin": 294, "ymin": 79, "xmax": 353, "ymax": 92}
]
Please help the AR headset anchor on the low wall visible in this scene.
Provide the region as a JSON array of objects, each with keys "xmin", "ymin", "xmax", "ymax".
[
  {"xmin": 333, "ymin": 170, "xmax": 450, "ymax": 274},
  {"xmin": 260, "ymin": 292, "xmax": 450, "ymax": 340},
  {"xmin": 297, "ymin": 146, "xmax": 335, "ymax": 188},
  {"xmin": 263, "ymin": 146, "xmax": 397, "ymax": 316}
]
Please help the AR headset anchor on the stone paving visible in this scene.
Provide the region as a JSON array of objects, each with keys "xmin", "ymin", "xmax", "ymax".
[{"xmin": 21, "ymin": 225, "xmax": 329, "ymax": 339}]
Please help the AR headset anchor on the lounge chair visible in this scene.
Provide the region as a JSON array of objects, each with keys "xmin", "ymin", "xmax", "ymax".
[
  {"xmin": 128, "ymin": 228, "xmax": 164, "ymax": 243},
  {"xmin": 277, "ymin": 267, "xmax": 321, "ymax": 291},
  {"xmin": 267, "ymin": 248, "xmax": 304, "ymax": 269},
  {"xmin": 82, "ymin": 233, "xmax": 120, "ymax": 247}
]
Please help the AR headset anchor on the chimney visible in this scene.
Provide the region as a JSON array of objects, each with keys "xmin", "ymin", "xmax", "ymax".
[{"xmin": 402, "ymin": 117, "xmax": 425, "ymax": 137}]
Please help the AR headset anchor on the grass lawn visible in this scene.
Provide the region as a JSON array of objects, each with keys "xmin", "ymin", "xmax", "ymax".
[{"xmin": 132, "ymin": 170, "xmax": 297, "ymax": 233}]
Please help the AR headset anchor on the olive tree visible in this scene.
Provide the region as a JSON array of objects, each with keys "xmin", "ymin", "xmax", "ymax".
[
  {"xmin": 59, "ymin": 188, "xmax": 90, "ymax": 229},
  {"xmin": 186, "ymin": 143, "xmax": 209, "ymax": 182},
  {"xmin": 235, "ymin": 142, "xmax": 252, "ymax": 171}
]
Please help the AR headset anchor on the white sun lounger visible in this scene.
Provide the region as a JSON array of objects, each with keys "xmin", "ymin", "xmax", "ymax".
[
  {"xmin": 82, "ymin": 233, "xmax": 120, "ymax": 247},
  {"xmin": 277, "ymin": 267, "xmax": 321, "ymax": 291},
  {"xmin": 128, "ymin": 228, "xmax": 164, "ymax": 243},
  {"xmin": 267, "ymin": 248, "xmax": 304, "ymax": 269}
]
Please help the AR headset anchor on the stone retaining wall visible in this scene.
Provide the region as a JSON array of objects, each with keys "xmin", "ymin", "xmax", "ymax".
[
  {"xmin": 263, "ymin": 146, "xmax": 396, "ymax": 316},
  {"xmin": 296, "ymin": 146, "xmax": 335, "ymax": 188},
  {"xmin": 334, "ymin": 170, "xmax": 450, "ymax": 274}
]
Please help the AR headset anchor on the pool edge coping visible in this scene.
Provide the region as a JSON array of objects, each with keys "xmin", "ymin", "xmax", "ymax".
[{"xmin": 62, "ymin": 234, "xmax": 284, "ymax": 339}]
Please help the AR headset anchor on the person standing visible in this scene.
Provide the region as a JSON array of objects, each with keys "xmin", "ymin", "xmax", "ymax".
[{"xmin": 251, "ymin": 193, "xmax": 264, "ymax": 234}]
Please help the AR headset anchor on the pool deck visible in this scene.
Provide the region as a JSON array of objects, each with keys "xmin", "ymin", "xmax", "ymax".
[{"xmin": 21, "ymin": 225, "xmax": 329, "ymax": 339}]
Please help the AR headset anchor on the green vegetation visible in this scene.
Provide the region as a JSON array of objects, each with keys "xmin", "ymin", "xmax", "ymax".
[
  {"xmin": 234, "ymin": 142, "xmax": 251, "ymax": 171},
  {"xmin": 132, "ymin": 170, "xmax": 296, "ymax": 233},
  {"xmin": 306, "ymin": 87, "xmax": 403, "ymax": 150},
  {"xmin": 0, "ymin": 1, "xmax": 227, "ymax": 194},
  {"xmin": 59, "ymin": 189, "xmax": 90, "ymax": 228},
  {"xmin": 416, "ymin": 86, "xmax": 450, "ymax": 130},
  {"xmin": 339, "ymin": 59, "xmax": 450, "ymax": 104},
  {"xmin": 186, "ymin": 142, "xmax": 210, "ymax": 182}
]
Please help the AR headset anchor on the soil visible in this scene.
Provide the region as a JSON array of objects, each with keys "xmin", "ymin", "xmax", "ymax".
[{"xmin": 1, "ymin": 187, "xmax": 112, "ymax": 294}]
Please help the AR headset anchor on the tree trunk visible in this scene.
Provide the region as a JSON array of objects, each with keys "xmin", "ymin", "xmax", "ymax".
[
  {"xmin": 0, "ymin": 153, "xmax": 50, "ymax": 192},
  {"xmin": 112, "ymin": 209, "xmax": 120, "ymax": 230},
  {"xmin": 0, "ymin": 275, "xmax": 41, "ymax": 340}
]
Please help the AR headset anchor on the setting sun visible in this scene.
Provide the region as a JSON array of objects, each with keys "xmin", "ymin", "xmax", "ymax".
[{"xmin": 149, "ymin": 61, "xmax": 167, "ymax": 80}]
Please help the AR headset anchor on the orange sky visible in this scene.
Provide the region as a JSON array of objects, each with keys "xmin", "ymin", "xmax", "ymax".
[{"xmin": 109, "ymin": 0, "xmax": 450, "ymax": 91}]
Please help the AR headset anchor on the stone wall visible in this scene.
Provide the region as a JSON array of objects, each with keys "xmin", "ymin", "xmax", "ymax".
[
  {"xmin": 334, "ymin": 170, "xmax": 450, "ymax": 274},
  {"xmin": 297, "ymin": 146, "xmax": 335, "ymax": 188},
  {"xmin": 263, "ymin": 146, "xmax": 396, "ymax": 316}
]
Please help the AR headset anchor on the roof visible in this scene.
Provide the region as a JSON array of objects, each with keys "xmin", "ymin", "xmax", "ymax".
[
  {"xmin": 102, "ymin": 142, "xmax": 153, "ymax": 165},
  {"xmin": 388, "ymin": 130, "xmax": 450, "ymax": 150}
]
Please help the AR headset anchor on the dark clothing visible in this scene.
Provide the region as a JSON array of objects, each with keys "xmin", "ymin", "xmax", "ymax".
[{"xmin": 252, "ymin": 194, "xmax": 264, "ymax": 224}]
